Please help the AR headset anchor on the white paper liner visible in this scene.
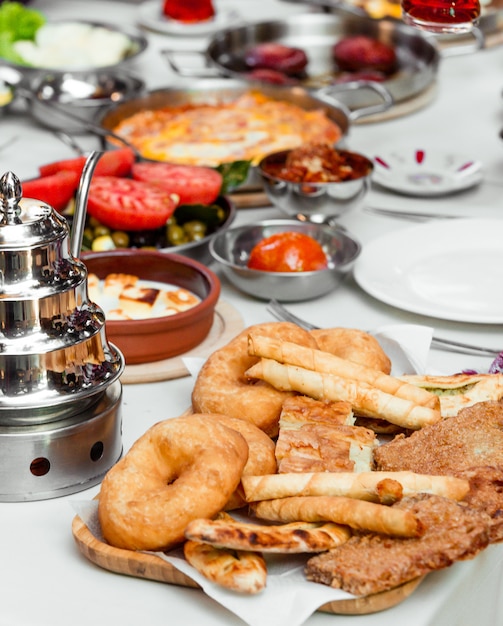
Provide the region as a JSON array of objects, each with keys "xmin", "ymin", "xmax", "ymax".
[
  {"xmin": 372, "ymin": 324, "xmax": 433, "ymax": 376},
  {"xmin": 73, "ymin": 324, "xmax": 434, "ymax": 626},
  {"xmin": 72, "ymin": 501, "xmax": 355, "ymax": 626}
]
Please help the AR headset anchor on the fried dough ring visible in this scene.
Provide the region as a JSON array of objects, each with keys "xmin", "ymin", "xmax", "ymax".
[
  {"xmin": 98, "ymin": 415, "xmax": 249, "ymax": 551},
  {"xmin": 310, "ymin": 328, "xmax": 391, "ymax": 375},
  {"xmin": 191, "ymin": 322, "xmax": 318, "ymax": 437},
  {"xmin": 198, "ymin": 414, "xmax": 277, "ymax": 510}
]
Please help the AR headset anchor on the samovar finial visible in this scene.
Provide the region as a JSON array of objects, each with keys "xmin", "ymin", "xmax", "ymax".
[{"xmin": 0, "ymin": 171, "xmax": 22, "ymax": 225}]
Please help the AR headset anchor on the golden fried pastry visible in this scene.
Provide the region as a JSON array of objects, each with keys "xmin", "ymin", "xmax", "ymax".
[
  {"xmin": 196, "ymin": 414, "xmax": 277, "ymax": 509},
  {"xmin": 191, "ymin": 322, "xmax": 318, "ymax": 437},
  {"xmin": 98, "ymin": 415, "xmax": 248, "ymax": 551},
  {"xmin": 310, "ymin": 327, "xmax": 392, "ymax": 374}
]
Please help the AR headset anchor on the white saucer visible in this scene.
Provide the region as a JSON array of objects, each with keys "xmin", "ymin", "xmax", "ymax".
[
  {"xmin": 372, "ymin": 148, "xmax": 484, "ymax": 196},
  {"xmin": 354, "ymin": 218, "xmax": 503, "ymax": 324},
  {"xmin": 137, "ymin": 0, "xmax": 241, "ymax": 36}
]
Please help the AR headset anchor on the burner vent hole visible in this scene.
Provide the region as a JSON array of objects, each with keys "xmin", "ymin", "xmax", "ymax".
[
  {"xmin": 90, "ymin": 441, "xmax": 104, "ymax": 462},
  {"xmin": 30, "ymin": 457, "xmax": 50, "ymax": 476}
]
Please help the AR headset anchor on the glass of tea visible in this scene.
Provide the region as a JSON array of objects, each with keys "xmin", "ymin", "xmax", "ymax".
[
  {"xmin": 163, "ymin": 0, "xmax": 215, "ymax": 23},
  {"xmin": 401, "ymin": 0, "xmax": 481, "ymax": 33}
]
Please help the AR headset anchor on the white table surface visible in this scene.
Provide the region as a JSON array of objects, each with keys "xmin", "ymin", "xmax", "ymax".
[{"xmin": 1, "ymin": 1, "xmax": 503, "ymax": 625}]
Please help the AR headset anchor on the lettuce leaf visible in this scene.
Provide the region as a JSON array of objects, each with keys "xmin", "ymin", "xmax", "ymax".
[
  {"xmin": 215, "ymin": 160, "xmax": 251, "ymax": 193},
  {"xmin": 0, "ymin": 31, "xmax": 25, "ymax": 63},
  {"xmin": 0, "ymin": 1, "xmax": 46, "ymax": 62}
]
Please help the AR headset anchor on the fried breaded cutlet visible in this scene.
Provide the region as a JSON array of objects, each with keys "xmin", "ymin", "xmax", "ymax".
[
  {"xmin": 305, "ymin": 493, "xmax": 491, "ymax": 596},
  {"xmin": 455, "ymin": 466, "xmax": 503, "ymax": 543},
  {"xmin": 373, "ymin": 400, "xmax": 503, "ymax": 542},
  {"xmin": 374, "ymin": 401, "xmax": 503, "ymax": 474}
]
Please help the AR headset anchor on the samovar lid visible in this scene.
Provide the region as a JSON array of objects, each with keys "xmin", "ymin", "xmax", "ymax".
[{"xmin": 0, "ymin": 170, "xmax": 68, "ymax": 249}]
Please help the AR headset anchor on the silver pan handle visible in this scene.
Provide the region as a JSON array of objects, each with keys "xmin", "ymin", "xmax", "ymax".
[
  {"xmin": 437, "ymin": 25, "xmax": 485, "ymax": 57},
  {"xmin": 316, "ymin": 80, "xmax": 395, "ymax": 121},
  {"xmin": 161, "ymin": 49, "xmax": 222, "ymax": 78}
]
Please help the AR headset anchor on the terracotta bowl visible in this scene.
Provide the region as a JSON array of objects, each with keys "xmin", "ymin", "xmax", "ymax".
[{"xmin": 82, "ymin": 249, "xmax": 221, "ymax": 364}]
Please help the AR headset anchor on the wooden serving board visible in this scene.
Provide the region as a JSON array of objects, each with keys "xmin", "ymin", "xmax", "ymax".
[
  {"xmin": 229, "ymin": 189, "xmax": 270, "ymax": 209},
  {"xmin": 120, "ymin": 300, "xmax": 244, "ymax": 384},
  {"xmin": 72, "ymin": 512, "xmax": 425, "ymax": 616}
]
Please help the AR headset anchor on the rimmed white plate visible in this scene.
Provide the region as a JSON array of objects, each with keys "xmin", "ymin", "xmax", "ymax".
[
  {"xmin": 353, "ymin": 218, "xmax": 503, "ymax": 323},
  {"xmin": 137, "ymin": 0, "xmax": 241, "ymax": 36},
  {"xmin": 372, "ymin": 148, "xmax": 483, "ymax": 196}
]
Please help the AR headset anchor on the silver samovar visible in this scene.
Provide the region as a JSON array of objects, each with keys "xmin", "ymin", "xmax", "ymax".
[{"xmin": 0, "ymin": 152, "xmax": 124, "ymax": 501}]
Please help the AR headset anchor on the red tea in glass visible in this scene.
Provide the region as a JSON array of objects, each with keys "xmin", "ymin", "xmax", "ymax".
[
  {"xmin": 401, "ymin": 0, "xmax": 480, "ymax": 33},
  {"xmin": 163, "ymin": 0, "xmax": 215, "ymax": 23}
]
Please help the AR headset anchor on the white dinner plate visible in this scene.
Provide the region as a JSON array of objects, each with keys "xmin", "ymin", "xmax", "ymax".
[
  {"xmin": 372, "ymin": 148, "xmax": 483, "ymax": 196},
  {"xmin": 137, "ymin": 0, "xmax": 241, "ymax": 36},
  {"xmin": 353, "ymin": 218, "xmax": 503, "ymax": 323}
]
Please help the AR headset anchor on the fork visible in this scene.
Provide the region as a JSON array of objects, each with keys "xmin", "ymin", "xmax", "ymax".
[
  {"xmin": 364, "ymin": 206, "xmax": 461, "ymax": 221},
  {"xmin": 266, "ymin": 299, "xmax": 501, "ymax": 358},
  {"xmin": 53, "ymin": 131, "xmax": 86, "ymax": 155}
]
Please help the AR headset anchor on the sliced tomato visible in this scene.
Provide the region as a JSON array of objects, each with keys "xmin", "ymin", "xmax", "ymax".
[
  {"xmin": 39, "ymin": 148, "xmax": 136, "ymax": 179},
  {"xmin": 21, "ymin": 170, "xmax": 80, "ymax": 212},
  {"xmin": 132, "ymin": 162, "xmax": 222, "ymax": 205},
  {"xmin": 87, "ymin": 176, "xmax": 178, "ymax": 231},
  {"xmin": 248, "ymin": 232, "xmax": 328, "ymax": 272}
]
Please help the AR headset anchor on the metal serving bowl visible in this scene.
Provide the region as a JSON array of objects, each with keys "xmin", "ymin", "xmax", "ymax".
[
  {"xmin": 164, "ymin": 11, "xmax": 439, "ymax": 110},
  {"xmin": 209, "ymin": 219, "xmax": 361, "ymax": 301},
  {"xmin": 2, "ymin": 19, "xmax": 148, "ymax": 76},
  {"xmin": 29, "ymin": 71, "xmax": 145, "ymax": 133},
  {"xmin": 258, "ymin": 147, "xmax": 373, "ymax": 222},
  {"xmin": 160, "ymin": 196, "xmax": 237, "ymax": 266},
  {"xmin": 93, "ymin": 195, "xmax": 237, "ymax": 266}
]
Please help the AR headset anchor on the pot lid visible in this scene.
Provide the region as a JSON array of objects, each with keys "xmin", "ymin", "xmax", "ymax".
[{"xmin": 0, "ymin": 171, "xmax": 68, "ymax": 249}]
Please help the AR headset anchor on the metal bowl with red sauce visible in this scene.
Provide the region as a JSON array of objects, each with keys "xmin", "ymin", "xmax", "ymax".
[
  {"xmin": 258, "ymin": 143, "xmax": 374, "ymax": 222},
  {"xmin": 209, "ymin": 219, "xmax": 361, "ymax": 302}
]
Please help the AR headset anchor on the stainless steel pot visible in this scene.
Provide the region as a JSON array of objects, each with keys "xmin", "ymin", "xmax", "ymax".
[
  {"xmin": 98, "ymin": 77, "xmax": 389, "ymax": 154},
  {"xmin": 162, "ymin": 12, "xmax": 441, "ymax": 109},
  {"xmin": 98, "ymin": 78, "xmax": 388, "ymax": 190}
]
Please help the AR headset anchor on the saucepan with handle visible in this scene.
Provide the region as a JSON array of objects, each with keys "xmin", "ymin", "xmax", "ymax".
[
  {"xmin": 161, "ymin": 11, "xmax": 440, "ymax": 111},
  {"xmin": 96, "ymin": 77, "xmax": 391, "ymax": 190}
]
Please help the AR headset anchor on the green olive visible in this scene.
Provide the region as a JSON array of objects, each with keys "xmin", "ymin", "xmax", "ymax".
[
  {"xmin": 167, "ymin": 223, "xmax": 188, "ymax": 246},
  {"xmin": 183, "ymin": 220, "xmax": 207, "ymax": 241},
  {"xmin": 94, "ymin": 224, "xmax": 111, "ymax": 238},
  {"xmin": 92, "ymin": 235, "xmax": 116, "ymax": 251},
  {"xmin": 88, "ymin": 216, "xmax": 102, "ymax": 229},
  {"xmin": 111, "ymin": 231, "xmax": 130, "ymax": 248}
]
